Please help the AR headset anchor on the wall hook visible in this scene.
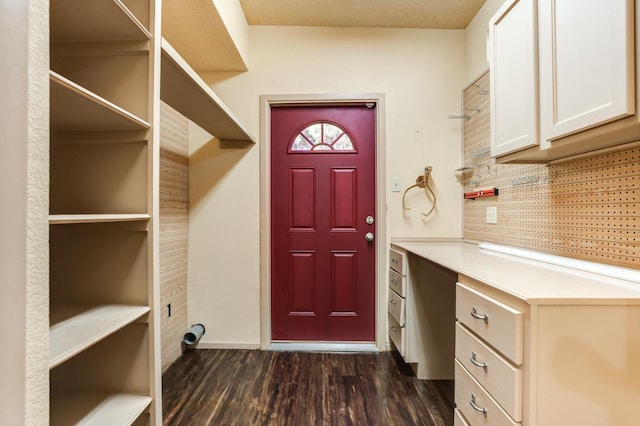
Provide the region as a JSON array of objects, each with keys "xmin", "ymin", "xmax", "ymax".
[{"xmin": 402, "ymin": 166, "xmax": 437, "ymax": 217}]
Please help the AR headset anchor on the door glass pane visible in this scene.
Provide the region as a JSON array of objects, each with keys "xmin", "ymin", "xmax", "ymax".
[{"xmin": 290, "ymin": 122, "xmax": 356, "ymax": 152}]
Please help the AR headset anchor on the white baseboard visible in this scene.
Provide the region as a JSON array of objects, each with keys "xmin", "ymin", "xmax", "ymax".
[
  {"xmin": 268, "ymin": 342, "xmax": 380, "ymax": 352},
  {"xmin": 193, "ymin": 341, "xmax": 261, "ymax": 350}
]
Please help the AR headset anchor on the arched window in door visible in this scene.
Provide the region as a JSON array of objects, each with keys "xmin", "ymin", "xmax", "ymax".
[{"xmin": 289, "ymin": 122, "xmax": 356, "ymax": 152}]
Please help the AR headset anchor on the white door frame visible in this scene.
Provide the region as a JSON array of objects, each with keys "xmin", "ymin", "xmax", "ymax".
[{"xmin": 259, "ymin": 93, "xmax": 387, "ymax": 350}]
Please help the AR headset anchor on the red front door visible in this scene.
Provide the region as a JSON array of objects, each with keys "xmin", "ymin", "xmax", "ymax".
[{"xmin": 271, "ymin": 105, "xmax": 376, "ymax": 341}]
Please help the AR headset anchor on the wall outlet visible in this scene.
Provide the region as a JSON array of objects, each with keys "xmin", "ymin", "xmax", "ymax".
[
  {"xmin": 392, "ymin": 177, "xmax": 401, "ymax": 192},
  {"xmin": 486, "ymin": 206, "xmax": 498, "ymax": 224}
]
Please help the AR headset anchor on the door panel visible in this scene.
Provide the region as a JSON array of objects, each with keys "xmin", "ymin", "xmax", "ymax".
[{"xmin": 271, "ymin": 105, "xmax": 376, "ymax": 341}]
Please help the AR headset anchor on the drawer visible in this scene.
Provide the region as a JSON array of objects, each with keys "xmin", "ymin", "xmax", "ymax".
[
  {"xmin": 389, "ymin": 247, "xmax": 406, "ymax": 275},
  {"xmin": 456, "ymin": 283, "xmax": 524, "ymax": 365},
  {"xmin": 455, "ymin": 360, "xmax": 519, "ymax": 426},
  {"xmin": 455, "ymin": 322, "xmax": 522, "ymax": 421},
  {"xmin": 388, "ymin": 289, "xmax": 405, "ymax": 326},
  {"xmin": 388, "ymin": 313, "xmax": 405, "ymax": 357},
  {"xmin": 454, "ymin": 408, "xmax": 470, "ymax": 426},
  {"xmin": 388, "ymin": 268, "xmax": 406, "ymax": 297}
]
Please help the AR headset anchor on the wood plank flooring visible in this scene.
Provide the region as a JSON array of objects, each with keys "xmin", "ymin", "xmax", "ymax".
[{"xmin": 162, "ymin": 349, "xmax": 454, "ymax": 425}]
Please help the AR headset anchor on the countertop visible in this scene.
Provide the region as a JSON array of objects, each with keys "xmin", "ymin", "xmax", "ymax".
[{"xmin": 391, "ymin": 240, "xmax": 640, "ymax": 305}]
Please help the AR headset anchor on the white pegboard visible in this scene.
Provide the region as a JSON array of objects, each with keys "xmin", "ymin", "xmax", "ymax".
[{"xmin": 462, "ymin": 71, "xmax": 639, "ymax": 269}]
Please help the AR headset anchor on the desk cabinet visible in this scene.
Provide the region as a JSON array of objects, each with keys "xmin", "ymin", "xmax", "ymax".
[{"xmin": 388, "ymin": 245, "xmax": 456, "ymax": 379}]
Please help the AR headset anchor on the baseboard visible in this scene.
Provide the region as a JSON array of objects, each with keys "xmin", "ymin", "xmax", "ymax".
[
  {"xmin": 268, "ymin": 342, "xmax": 380, "ymax": 352},
  {"xmin": 194, "ymin": 341, "xmax": 261, "ymax": 350}
]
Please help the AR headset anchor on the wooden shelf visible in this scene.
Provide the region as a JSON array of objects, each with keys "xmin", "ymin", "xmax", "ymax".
[
  {"xmin": 50, "ymin": 392, "xmax": 151, "ymax": 425},
  {"xmin": 49, "ymin": 304, "xmax": 150, "ymax": 369},
  {"xmin": 49, "ymin": 214, "xmax": 150, "ymax": 225},
  {"xmin": 50, "ymin": 0, "xmax": 151, "ymax": 42},
  {"xmin": 50, "ymin": 71, "xmax": 150, "ymax": 132},
  {"xmin": 160, "ymin": 38, "xmax": 255, "ymax": 146}
]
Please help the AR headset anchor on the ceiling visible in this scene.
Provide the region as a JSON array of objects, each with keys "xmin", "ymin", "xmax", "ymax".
[{"xmin": 239, "ymin": 0, "xmax": 487, "ymax": 30}]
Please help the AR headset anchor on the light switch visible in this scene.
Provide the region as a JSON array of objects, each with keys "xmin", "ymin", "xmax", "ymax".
[
  {"xmin": 392, "ymin": 177, "xmax": 401, "ymax": 192},
  {"xmin": 486, "ymin": 206, "xmax": 498, "ymax": 224}
]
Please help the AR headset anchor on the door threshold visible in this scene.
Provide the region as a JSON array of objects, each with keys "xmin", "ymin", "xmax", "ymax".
[{"xmin": 268, "ymin": 342, "xmax": 379, "ymax": 353}]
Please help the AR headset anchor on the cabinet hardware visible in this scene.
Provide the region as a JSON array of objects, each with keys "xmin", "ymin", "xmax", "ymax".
[
  {"xmin": 471, "ymin": 307, "xmax": 489, "ymax": 323},
  {"xmin": 470, "ymin": 393, "xmax": 488, "ymax": 417},
  {"xmin": 470, "ymin": 351, "xmax": 489, "ymax": 371}
]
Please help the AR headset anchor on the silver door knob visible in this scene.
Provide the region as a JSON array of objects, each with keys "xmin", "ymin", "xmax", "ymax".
[
  {"xmin": 365, "ymin": 215, "xmax": 374, "ymax": 225},
  {"xmin": 365, "ymin": 232, "xmax": 374, "ymax": 242}
]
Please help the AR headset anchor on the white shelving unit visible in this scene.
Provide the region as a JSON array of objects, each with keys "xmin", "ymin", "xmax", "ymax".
[
  {"xmin": 49, "ymin": 0, "xmax": 160, "ymax": 424},
  {"xmin": 160, "ymin": 38, "xmax": 256, "ymax": 147}
]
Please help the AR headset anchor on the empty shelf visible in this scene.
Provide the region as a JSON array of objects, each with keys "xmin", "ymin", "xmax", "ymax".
[
  {"xmin": 50, "ymin": 392, "xmax": 151, "ymax": 426},
  {"xmin": 160, "ymin": 38, "xmax": 256, "ymax": 146},
  {"xmin": 49, "ymin": 214, "xmax": 151, "ymax": 224},
  {"xmin": 50, "ymin": 71, "xmax": 150, "ymax": 132},
  {"xmin": 50, "ymin": 304, "xmax": 150, "ymax": 369},
  {"xmin": 50, "ymin": 0, "xmax": 151, "ymax": 42}
]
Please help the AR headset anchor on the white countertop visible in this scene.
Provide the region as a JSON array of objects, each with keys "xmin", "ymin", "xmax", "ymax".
[{"xmin": 391, "ymin": 240, "xmax": 640, "ymax": 305}]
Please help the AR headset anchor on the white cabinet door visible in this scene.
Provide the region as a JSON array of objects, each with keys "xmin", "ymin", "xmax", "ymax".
[
  {"xmin": 490, "ymin": 0, "xmax": 539, "ymax": 157},
  {"xmin": 539, "ymin": 0, "xmax": 635, "ymax": 141}
]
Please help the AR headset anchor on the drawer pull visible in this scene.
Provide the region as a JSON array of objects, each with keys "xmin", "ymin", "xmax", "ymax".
[
  {"xmin": 391, "ymin": 258, "xmax": 398, "ymax": 264},
  {"xmin": 391, "ymin": 278, "xmax": 398, "ymax": 284},
  {"xmin": 390, "ymin": 325, "xmax": 398, "ymax": 333},
  {"xmin": 390, "ymin": 299, "xmax": 397, "ymax": 305},
  {"xmin": 471, "ymin": 307, "xmax": 489, "ymax": 323},
  {"xmin": 470, "ymin": 352, "xmax": 488, "ymax": 371},
  {"xmin": 470, "ymin": 393, "xmax": 488, "ymax": 417}
]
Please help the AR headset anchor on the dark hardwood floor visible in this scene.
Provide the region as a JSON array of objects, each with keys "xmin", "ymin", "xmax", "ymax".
[{"xmin": 162, "ymin": 349, "xmax": 454, "ymax": 425}]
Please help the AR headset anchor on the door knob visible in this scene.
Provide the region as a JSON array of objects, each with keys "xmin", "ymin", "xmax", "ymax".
[
  {"xmin": 365, "ymin": 216, "xmax": 374, "ymax": 225},
  {"xmin": 365, "ymin": 232, "xmax": 374, "ymax": 242}
]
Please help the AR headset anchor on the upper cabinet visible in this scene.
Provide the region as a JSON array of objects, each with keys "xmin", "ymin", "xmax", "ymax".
[
  {"xmin": 490, "ymin": 0, "xmax": 638, "ymax": 163},
  {"xmin": 489, "ymin": 0, "xmax": 539, "ymax": 157},
  {"xmin": 539, "ymin": 0, "xmax": 635, "ymax": 141}
]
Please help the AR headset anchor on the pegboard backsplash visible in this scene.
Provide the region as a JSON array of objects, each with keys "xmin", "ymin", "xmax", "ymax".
[{"xmin": 462, "ymin": 71, "xmax": 639, "ymax": 269}]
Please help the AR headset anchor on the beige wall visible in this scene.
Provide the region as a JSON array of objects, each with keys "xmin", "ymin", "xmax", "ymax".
[
  {"xmin": 188, "ymin": 25, "xmax": 467, "ymax": 347},
  {"xmin": 464, "ymin": 0, "xmax": 506, "ymax": 81},
  {"xmin": 0, "ymin": 0, "xmax": 50, "ymax": 423}
]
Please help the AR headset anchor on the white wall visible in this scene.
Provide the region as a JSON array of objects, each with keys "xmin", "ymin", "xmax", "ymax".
[{"xmin": 188, "ymin": 25, "xmax": 466, "ymax": 346}]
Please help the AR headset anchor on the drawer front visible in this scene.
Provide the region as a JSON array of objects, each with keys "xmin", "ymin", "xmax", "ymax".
[
  {"xmin": 388, "ymin": 314, "xmax": 405, "ymax": 357},
  {"xmin": 455, "ymin": 360, "xmax": 519, "ymax": 426},
  {"xmin": 454, "ymin": 408, "xmax": 470, "ymax": 426},
  {"xmin": 389, "ymin": 248, "xmax": 406, "ymax": 276},
  {"xmin": 455, "ymin": 322, "xmax": 522, "ymax": 421},
  {"xmin": 456, "ymin": 283, "xmax": 524, "ymax": 365},
  {"xmin": 388, "ymin": 289, "xmax": 405, "ymax": 326},
  {"xmin": 388, "ymin": 268, "xmax": 406, "ymax": 297}
]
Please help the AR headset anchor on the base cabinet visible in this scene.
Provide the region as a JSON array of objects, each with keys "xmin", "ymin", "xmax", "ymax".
[{"xmin": 455, "ymin": 275, "xmax": 640, "ymax": 426}]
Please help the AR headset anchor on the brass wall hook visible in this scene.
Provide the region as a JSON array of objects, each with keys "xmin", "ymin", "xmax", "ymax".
[{"xmin": 402, "ymin": 166, "xmax": 436, "ymax": 217}]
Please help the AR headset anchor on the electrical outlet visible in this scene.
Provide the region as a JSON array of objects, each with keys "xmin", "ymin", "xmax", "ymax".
[
  {"xmin": 486, "ymin": 206, "xmax": 498, "ymax": 224},
  {"xmin": 392, "ymin": 177, "xmax": 401, "ymax": 192}
]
